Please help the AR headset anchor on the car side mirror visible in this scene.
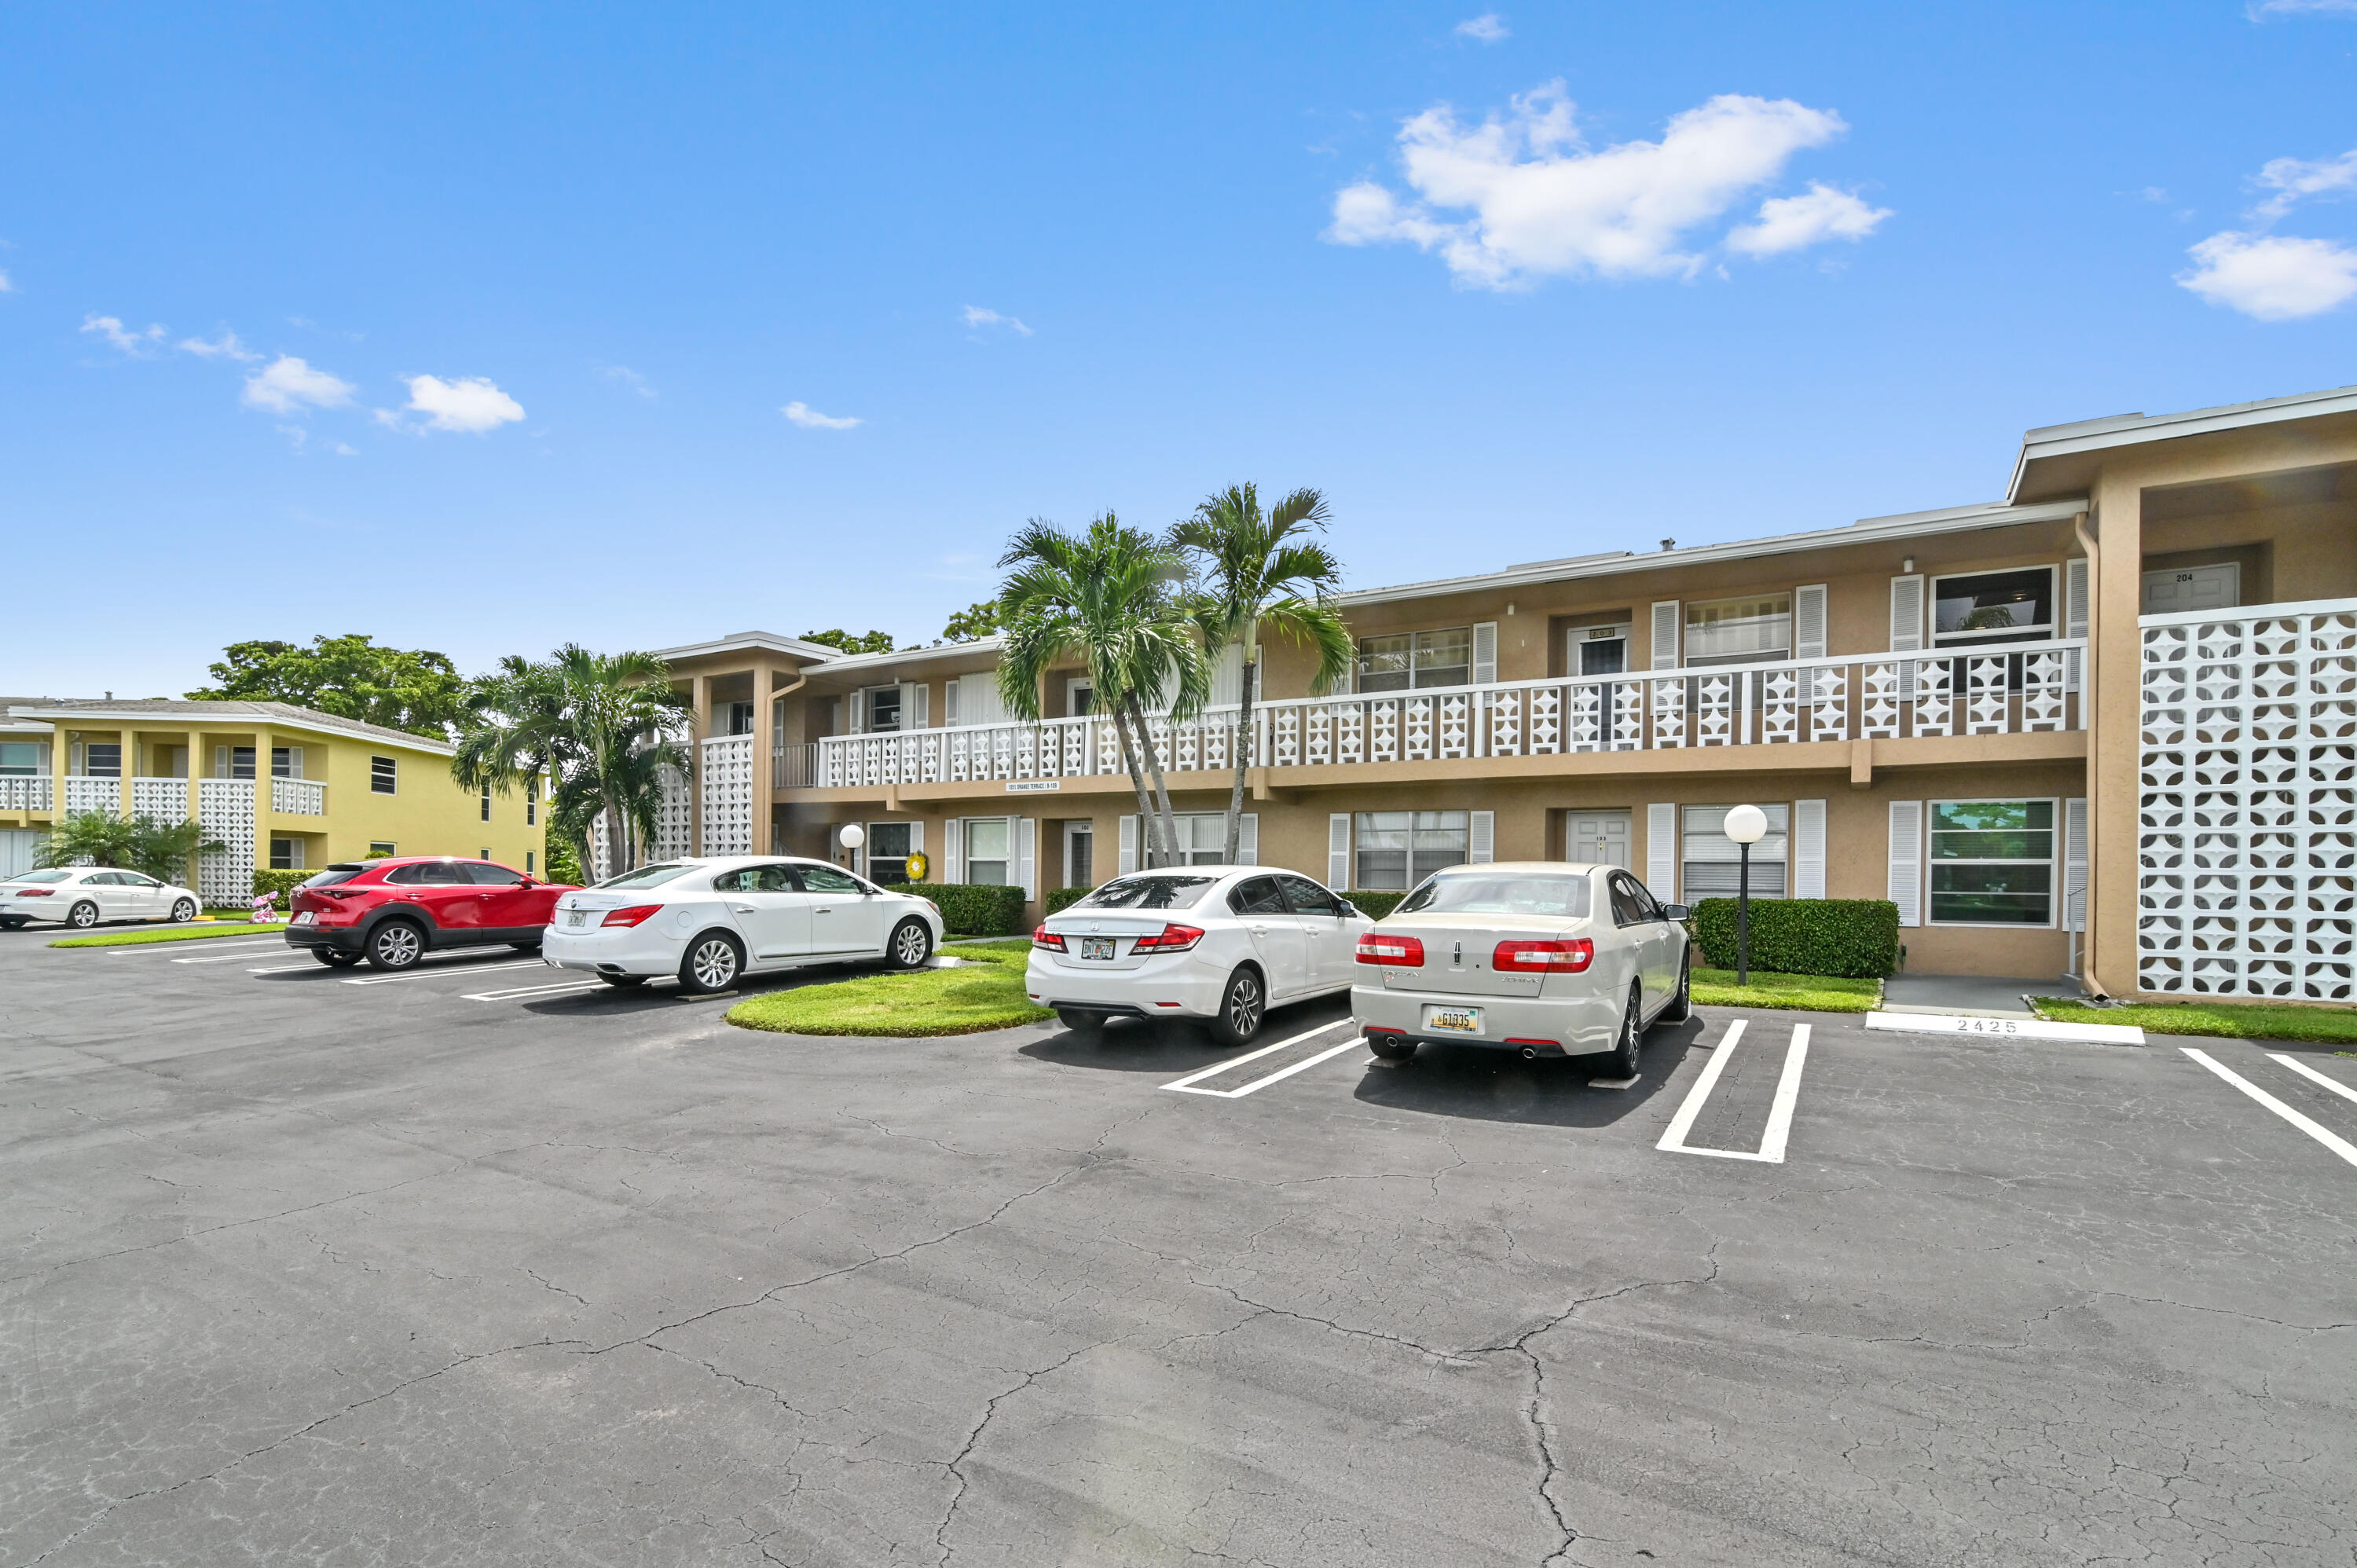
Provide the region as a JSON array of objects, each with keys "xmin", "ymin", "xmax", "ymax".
[{"xmin": 1662, "ymin": 903, "xmax": 1689, "ymax": 921}]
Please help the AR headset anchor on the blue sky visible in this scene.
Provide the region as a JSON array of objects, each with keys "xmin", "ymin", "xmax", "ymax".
[{"xmin": 5, "ymin": 2, "xmax": 2355, "ymax": 696}]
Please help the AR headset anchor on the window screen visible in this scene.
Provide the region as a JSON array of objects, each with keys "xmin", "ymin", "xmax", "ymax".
[
  {"xmin": 1928, "ymin": 800, "xmax": 2055, "ymax": 925},
  {"xmin": 1354, "ymin": 811, "xmax": 1471, "ymax": 891},
  {"xmin": 370, "ymin": 757, "xmax": 398, "ymax": 794},
  {"xmin": 1684, "ymin": 595, "xmax": 1791, "ymax": 666},
  {"xmin": 965, "ymin": 818, "xmax": 1011, "ymax": 885},
  {"xmin": 1681, "ymin": 804, "xmax": 1788, "ymax": 899},
  {"xmin": 1934, "ymin": 568, "xmax": 2055, "ymax": 647}
]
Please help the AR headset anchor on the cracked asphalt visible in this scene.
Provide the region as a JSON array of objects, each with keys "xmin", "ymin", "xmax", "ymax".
[{"xmin": 5, "ymin": 930, "xmax": 2354, "ymax": 1567}]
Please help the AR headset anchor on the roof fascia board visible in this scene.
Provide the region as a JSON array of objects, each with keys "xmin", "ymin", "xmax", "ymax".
[
  {"xmin": 5, "ymin": 706, "xmax": 457, "ymax": 755},
  {"xmin": 2007, "ymin": 385, "xmax": 2357, "ymax": 501},
  {"xmin": 1332, "ymin": 500, "xmax": 2088, "ymax": 610},
  {"xmin": 654, "ymin": 632, "xmax": 845, "ymax": 662}
]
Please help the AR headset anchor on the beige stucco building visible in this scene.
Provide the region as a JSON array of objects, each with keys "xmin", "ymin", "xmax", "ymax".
[{"xmin": 647, "ymin": 383, "xmax": 2357, "ymax": 998}]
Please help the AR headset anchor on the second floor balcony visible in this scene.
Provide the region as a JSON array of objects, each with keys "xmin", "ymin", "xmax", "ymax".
[{"xmin": 793, "ymin": 641, "xmax": 2087, "ymax": 791}]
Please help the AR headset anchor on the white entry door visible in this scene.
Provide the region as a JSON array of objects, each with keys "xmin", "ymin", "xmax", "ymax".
[
  {"xmin": 1569, "ymin": 811, "xmax": 1632, "ymax": 870},
  {"xmin": 2142, "ymin": 563, "xmax": 2240, "ymax": 615}
]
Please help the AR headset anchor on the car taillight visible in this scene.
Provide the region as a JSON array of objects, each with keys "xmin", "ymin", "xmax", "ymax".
[
  {"xmin": 1032, "ymin": 924, "xmax": 1067, "ymax": 951},
  {"xmin": 14, "ymin": 888, "xmax": 53, "ymax": 897},
  {"xmin": 599, "ymin": 904, "xmax": 663, "ymax": 928},
  {"xmin": 1131, "ymin": 923, "xmax": 1204, "ymax": 953},
  {"xmin": 1354, "ymin": 933, "xmax": 1425, "ymax": 966},
  {"xmin": 1493, "ymin": 939, "xmax": 1593, "ymax": 973}
]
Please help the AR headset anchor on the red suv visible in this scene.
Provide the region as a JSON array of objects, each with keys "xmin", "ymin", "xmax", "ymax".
[{"xmin": 285, "ymin": 857, "xmax": 581, "ymax": 970}]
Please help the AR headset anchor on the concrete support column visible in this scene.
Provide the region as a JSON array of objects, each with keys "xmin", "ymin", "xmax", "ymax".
[
  {"xmin": 751, "ymin": 665, "xmax": 777, "ymax": 853},
  {"xmin": 687, "ymin": 674, "xmax": 711, "ymax": 855},
  {"xmin": 2086, "ymin": 474, "xmax": 2144, "ymax": 998}
]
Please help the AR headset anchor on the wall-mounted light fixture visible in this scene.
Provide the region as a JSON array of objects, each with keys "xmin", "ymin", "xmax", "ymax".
[{"xmin": 1902, "ymin": 555, "xmax": 1916, "ymax": 574}]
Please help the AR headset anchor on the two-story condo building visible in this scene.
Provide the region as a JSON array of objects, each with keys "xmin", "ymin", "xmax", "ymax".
[{"xmin": 643, "ymin": 383, "xmax": 2357, "ymax": 1002}]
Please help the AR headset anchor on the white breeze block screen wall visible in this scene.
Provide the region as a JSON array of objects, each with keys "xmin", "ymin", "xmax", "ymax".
[{"xmin": 2139, "ymin": 599, "xmax": 2357, "ymax": 1000}]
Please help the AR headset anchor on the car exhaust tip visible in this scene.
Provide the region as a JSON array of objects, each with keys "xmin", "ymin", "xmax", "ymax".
[{"xmin": 1520, "ymin": 1046, "xmax": 1538, "ymax": 1061}]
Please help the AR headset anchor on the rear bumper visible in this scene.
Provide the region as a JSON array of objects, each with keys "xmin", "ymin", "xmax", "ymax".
[
  {"xmin": 1024, "ymin": 950, "xmax": 1230, "ymax": 1018},
  {"xmin": 1351, "ymin": 984, "xmax": 1620, "ymax": 1054},
  {"xmin": 541, "ymin": 925, "xmax": 683, "ymax": 977},
  {"xmin": 282, "ymin": 923, "xmax": 355, "ymax": 953}
]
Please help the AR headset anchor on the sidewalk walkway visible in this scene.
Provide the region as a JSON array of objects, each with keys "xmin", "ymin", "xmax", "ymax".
[{"xmin": 1880, "ymin": 973, "xmax": 2067, "ymax": 1020}]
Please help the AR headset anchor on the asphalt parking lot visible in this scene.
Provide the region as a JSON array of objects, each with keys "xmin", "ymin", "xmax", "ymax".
[{"xmin": 5, "ymin": 926, "xmax": 2354, "ymax": 1567}]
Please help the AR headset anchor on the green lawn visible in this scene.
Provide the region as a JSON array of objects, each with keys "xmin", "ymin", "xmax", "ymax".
[
  {"xmin": 2032, "ymin": 995, "xmax": 2357, "ymax": 1044},
  {"xmin": 726, "ymin": 938, "xmax": 1052, "ymax": 1037},
  {"xmin": 49, "ymin": 921, "xmax": 288, "ymax": 948},
  {"xmin": 1690, "ymin": 968, "xmax": 1882, "ymax": 1013}
]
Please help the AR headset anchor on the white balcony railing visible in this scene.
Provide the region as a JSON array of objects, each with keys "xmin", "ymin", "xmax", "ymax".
[
  {"xmin": 811, "ymin": 642, "xmax": 2088, "ymax": 789},
  {"xmin": 272, "ymin": 777, "xmax": 326, "ymax": 815},
  {"xmin": 0, "ymin": 777, "xmax": 53, "ymax": 811}
]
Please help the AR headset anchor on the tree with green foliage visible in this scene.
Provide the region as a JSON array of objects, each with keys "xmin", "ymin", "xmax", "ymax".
[
  {"xmin": 1171, "ymin": 483, "xmax": 1354, "ymax": 865},
  {"xmin": 450, "ymin": 646, "xmax": 694, "ymax": 881},
  {"xmin": 995, "ymin": 515, "xmax": 1209, "ymax": 868},
  {"xmin": 35, "ymin": 811, "xmax": 224, "ymax": 884},
  {"xmin": 940, "ymin": 600, "xmax": 1003, "ymax": 643},
  {"xmin": 188, "ymin": 634, "xmax": 467, "ymax": 738},
  {"xmin": 801, "ymin": 628, "xmax": 896, "ymax": 655}
]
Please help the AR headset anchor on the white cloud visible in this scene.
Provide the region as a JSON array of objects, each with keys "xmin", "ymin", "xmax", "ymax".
[
  {"xmin": 2253, "ymin": 146, "xmax": 2357, "ymax": 219},
  {"xmin": 599, "ymin": 364, "xmax": 657, "ymax": 398},
  {"xmin": 961, "ymin": 305, "xmax": 1032, "ymax": 335},
  {"xmin": 398, "ymin": 373, "xmax": 526, "ymax": 433},
  {"xmin": 1324, "ymin": 84, "xmax": 1867, "ymax": 287},
  {"xmin": 1455, "ymin": 13, "xmax": 1509, "ymax": 42},
  {"xmin": 0, "ymin": 270, "xmax": 13, "ymax": 293},
  {"xmin": 82, "ymin": 314, "xmax": 165, "ymax": 355},
  {"xmin": 1727, "ymin": 181, "xmax": 1891, "ymax": 255},
  {"xmin": 2249, "ymin": 0, "xmax": 2357, "ymax": 16},
  {"xmin": 2178, "ymin": 231, "xmax": 2357, "ymax": 320},
  {"xmin": 241, "ymin": 355, "xmax": 357, "ymax": 413},
  {"xmin": 782, "ymin": 400, "xmax": 861, "ymax": 430},
  {"xmin": 276, "ymin": 424, "xmax": 310, "ymax": 452},
  {"xmin": 177, "ymin": 330, "xmax": 261, "ymax": 362},
  {"xmin": 333, "ymin": 441, "xmax": 358, "ymax": 456}
]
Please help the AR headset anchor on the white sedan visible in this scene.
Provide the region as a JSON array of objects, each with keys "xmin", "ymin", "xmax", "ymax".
[
  {"xmin": 540, "ymin": 855, "xmax": 944, "ymax": 994},
  {"xmin": 1025, "ymin": 866, "xmax": 1373, "ymax": 1046},
  {"xmin": 1351, "ymin": 862, "xmax": 1692, "ymax": 1074},
  {"xmin": 0, "ymin": 867, "xmax": 201, "ymax": 930}
]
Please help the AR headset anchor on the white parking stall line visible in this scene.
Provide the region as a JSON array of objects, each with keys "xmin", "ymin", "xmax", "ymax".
[
  {"xmin": 1657, "ymin": 1021, "xmax": 1814, "ymax": 1163},
  {"xmin": 343, "ymin": 960, "xmax": 547, "ymax": 987},
  {"xmin": 247, "ymin": 962, "xmax": 328, "ymax": 974},
  {"xmin": 464, "ymin": 980, "xmax": 604, "ymax": 1002},
  {"xmin": 1160, "ymin": 1021, "xmax": 1364, "ymax": 1099},
  {"xmin": 2268, "ymin": 1053, "xmax": 2357, "ymax": 1108},
  {"xmin": 170, "ymin": 943, "xmax": 297, "ymax": 963},
  {"xmin": 2183, "ymin": 1048, "xmax": 2357, "ymax": 1170}
]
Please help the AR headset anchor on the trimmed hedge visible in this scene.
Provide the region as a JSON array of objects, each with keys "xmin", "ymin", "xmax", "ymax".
[
  {"xmin": 1341, "ymin": 890, "xmax": 1408, "ymax": 921},
  {"xmin": 1043, "ymin": 885, "xmax": 1091, "ymax": 916},
  {"xmin": 888, "ymin": 881, "xmax": 1027, "ymax": 936},
  {"xmin": 250, "ymin": 869, "xmax": 315, "ymax": 899},
  {"xmin": 1687, "ymin": 898, "xmax": 1899, "ymax": 980}
]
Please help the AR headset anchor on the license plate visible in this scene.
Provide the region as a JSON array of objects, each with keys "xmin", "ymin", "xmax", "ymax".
[
  {"xmin": 1423, "ymin": 1006, "xmax": 1483, "ymax": 1035},
  {"xmin": 291, "ymin": 911, "xmax": 315, "ymax": 926},
  {"xmin": 1080, "ymin": 936, "xmax": 1117, "ymax": 961},
  {"xmin": 563, "ymin": 910, "xmax": 588, "ymax": 929}
]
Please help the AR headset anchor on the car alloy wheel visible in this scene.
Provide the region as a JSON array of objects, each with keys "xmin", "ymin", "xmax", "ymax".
[
  {"xmin": 368, "ymin": 922, "xmax": 423, "ymax": 970},
  {"xmin": 1605, "ymin": 985, "xmax": 1644, "ymax": 1079},
  {"xmin": 170, "ymin": 898, "xmax": 197, "ymax": 923},
  {"xmin": 68, "ymin": 902, "xmax": 99, "ymax": 929},
  {"xmin": 1210, "ymin": 967, "xmax": 1264, "ymax": 1047},
  {"xmin": 890, "ymin": 918, "xmax": 931, "ymax": 970},
  {"xmin": 684, "ymin": 935, "xmax": 740, "ymax": 993}
]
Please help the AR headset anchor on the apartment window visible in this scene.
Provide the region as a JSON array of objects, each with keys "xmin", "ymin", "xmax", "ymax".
[
  {"xmin": 867, "ymin": 822, "xmax": 914, "ymax": 885},
  {"xmin": 271, "ymin": 746, "xmax": 302, "ymax": 779},
  {"xmin": 83, "ymin": 743, "xmax": 123, "ymax": 779},
  {"xmin": 526, "ymin": 852, "xmax": 535, "ymax": 876},
  {"xmin": 1929, "ymin": 800, "xmax": 2055, "ymax": 925},
  {"xmin": 1354, "ymin": 811, "xmax": 1471, "ymax": 890},
  {"xmin": 269, "ymin": 837, "xmax": 304, "ymax": 870},
  {"xmin": 368, "ymin": 841, "xmax": 397, "ymax": 856},
  {"xmin": 965, "ymin": 817, "xmax": 1011, "ymax": 885},
  {"xmin": 370, "ymin": 756, "xmax": 398, "ymax": 794},
  {"xmin": 1358, "ymin": 627, "xmax": 1472, "ymax": 692},
  {"xmin": 1684, "ymin": 595, "xmax": 1791, "ymax": 667},
  {"xmin": 526, "ymin": 781, "xmax": 538, "ymax": 826},
  {"xmin": 1681, "ymin": 804, "xmax": 1789, "ymax": 899},
  {"xmin": 480, "ymin": 786, "xmax": 493, "ymax": 822},
  {"xmin": 0, "ymin": 742, "xmax": 38, "ymax": 776},
  {"xmin": 1933, "ymin": 568, "xmax": 2055, "ymax": 648},
  {"xmin": 724, "ymin": 700, "xmax": 756, "ymax": 735},
  {"xmin": 863, "ymin": 686, "xmax": 904, "ymax": 732},
  {"xmin": 479, "ymin": 847, "xmax": 492, "ymax": 860}
]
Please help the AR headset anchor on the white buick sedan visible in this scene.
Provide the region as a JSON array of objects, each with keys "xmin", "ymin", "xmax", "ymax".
[
  {"xmin": 0, "ymin": 867, "xmax": 201, "ymax": 930},
  {"xmin": 1026, "ymin": 866, "xmax": 1373, "ymax": 1046},
  {"xmin": 541, "ymin": 856, "xmax": 944, "ymax": 995},
  {"xmin": 1351, "ymin": 863, "xmax": 1692, "ymax": 1075}
]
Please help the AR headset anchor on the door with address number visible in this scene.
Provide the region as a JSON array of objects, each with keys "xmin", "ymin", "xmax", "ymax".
[{"xmin": 2140, "ymin": 563, "xmax": 2239, "ymax": 615}]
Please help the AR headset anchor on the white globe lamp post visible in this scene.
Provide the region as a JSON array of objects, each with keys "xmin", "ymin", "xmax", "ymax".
[
  {"xmin": 1723, "ymin": 804, "xmax": 1769, "ymax": 986},
  {"xmin": 838, "ymin": 822, "xmax": 866, "ymax": 870}
]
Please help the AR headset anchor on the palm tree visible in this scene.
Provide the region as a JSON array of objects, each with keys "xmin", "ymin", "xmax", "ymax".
[
  {"xmin": 452, "ymin": 645, "xmax": 695, "ymax": 880},
  {"xmin": 995, "ymin": 515, "xmax": 1211, "ymax": 869},
  {"xmin": 35, "ymin": 811, "xmax": 222, "ymax": 885},
  {"xmin": 1171, "ymin": 484, "xmax": 1354, "ymax": 866}
]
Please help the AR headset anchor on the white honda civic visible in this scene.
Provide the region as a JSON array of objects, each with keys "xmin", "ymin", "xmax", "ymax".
[
  {"xmin": 1025, "ymin": 866, "xmax": 1373, "ymax": 1045},
  {"xmin": 541, "ymin": 855, "xmax": 944, "ymax": 994},
  {"xmin": 1351, "ymin": 862, "xmax": 1692, "ymax": 1075}
]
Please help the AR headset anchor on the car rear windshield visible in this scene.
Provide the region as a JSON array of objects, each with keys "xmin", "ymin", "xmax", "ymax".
[
  {"xmin": 1396, "ymin": 873, "xmax": 1592, "ymax": 919},
  {"xmin": 1068, "ymin": 875, "xmax": 1216, "ymax": 911},
  {"xmin": 597, "ymin": 863, "xmax": 697, "ymax": 890},
  {"xmin": 302, "ymin": 866, "xmax": 370, "ymax": 888},
  {"xmin": 6, "ymin": 870, "xmax": 72, "ymax": 885}
]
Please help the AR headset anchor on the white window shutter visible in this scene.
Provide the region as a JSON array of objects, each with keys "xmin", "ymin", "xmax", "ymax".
[
  {"xmin": 1238, "ymin": 813, "xmax": 1259, "ymax": 865},
  {"xmin": 849, "ymin": 689, "xmax": 866, "ymax": 733},
  {"xmin": 1795, "ymin": 585, "xmax": 1827, "ymax": 660},
  {"xmin": 1888, "ymin": 800, "xmax": 1923, "ymax": 927},
  {"xmin": 2064, "ymin": 559, "xmax": 2089, "ymax": 639},
  {"xmin": 1017, "ymin": 817, "xmax": 1036, "ymax": 899},
  {"xmin": 1470, "ymin": 809, "xmax": 1495, "ymax": 863},
  {"xmin": 1210, "ymin": 643, "xmax": 1245, "ymax": 708},
  {"xmin": 1645, "ymin": 802, "xmax": 1677, "ymax": 903},
  {"xmin": 945, "ymin": 818, "xmax": 964, "ymax": 883},
  {"xmin": 1118, "ymin": 815, "xmax": 1138, "ymax": 875},
  {"xmin": 1794, "ymin": 799, "xmax": 1827, "ymax": 899},
  {"xmin": 1472, "ymin": 623, "xmax": 1498, "ymax": 686},
  {"xmin": 908, "ymin": 821, "xmax": 924, "ymax": 855},
  {"xmin": 944, "ymin": 679, "xmax": 960, "ymax": 726},
  {"xmin": 1651, "ymin": 602, "xmax": 1681, "ymax": 669},
  {"xmin": 2063, "ymin": 797, "xmax": 2088, "ymax": 932},
  {"xmin": 906, "ymin": 683, "xmax": 929, "ymax": 727},
  {"xmin": 1889, "ymin": 577, "xmax": 1925, "ymax": 654},
  {"xmin": 1328, "ymin": 813, "xmax": 1351, "ymax": 891}
]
